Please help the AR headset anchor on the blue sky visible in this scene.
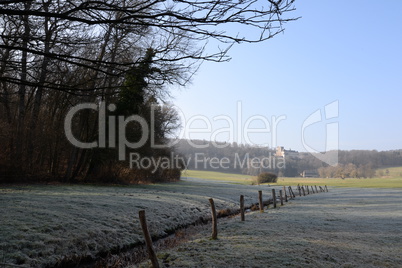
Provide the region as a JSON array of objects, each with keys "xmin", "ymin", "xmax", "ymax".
[{"xmin": 171, "ymin": 1, "xmax": 402, "ymax": 152}]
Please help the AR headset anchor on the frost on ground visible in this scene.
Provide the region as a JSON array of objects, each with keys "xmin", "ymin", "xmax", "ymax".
[
  {"xmin": 138, "ymin": 188, "xmax": 402, "ymax": 268},
  {"xmin": 0, "ymin": 178, "xmax": 272, "ymax": 267},
  {"xmin": 1, "ymin": 180, "xmax": 402, "ymax": 268}
]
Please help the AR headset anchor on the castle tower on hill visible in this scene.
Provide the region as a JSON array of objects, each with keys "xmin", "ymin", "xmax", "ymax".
[
  {"xmin": 276, "ymin": 146, "xmax": 285, "ymax": 157},
  {"xmin": 275, "ymin": 146, "xmax": 298, "ymax": 158}
]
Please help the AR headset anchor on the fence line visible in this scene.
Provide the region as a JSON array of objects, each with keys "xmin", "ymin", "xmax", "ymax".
[{"xmin": 139, "ymin": 185, "xmax": 329, "ymax": 266}]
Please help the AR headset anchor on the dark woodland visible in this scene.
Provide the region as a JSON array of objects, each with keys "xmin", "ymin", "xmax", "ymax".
[{"xmin": 0, "ymin": 0, "xmax": 297, "ymax": 183}]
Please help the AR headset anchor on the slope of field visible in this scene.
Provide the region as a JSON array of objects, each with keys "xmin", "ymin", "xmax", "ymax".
[
  {"xmin": 138, "ymin": 187, "xmax": 402, "ymax": 268},
  {"xmin": 376, "ymin": 166, "xmax": 402, "ymax": 177},
  {"xmin": 183, "ymin": 169, "xmax": 402, "ymax": 188},
  {"xmin": 0, "ymin": 179, "xmax": 275, "ymax": 267}
]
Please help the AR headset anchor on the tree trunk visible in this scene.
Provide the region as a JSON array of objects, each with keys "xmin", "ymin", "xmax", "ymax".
[{"xmin": 15, "ymin": 1, "xmax": 32, "ymax": 167}]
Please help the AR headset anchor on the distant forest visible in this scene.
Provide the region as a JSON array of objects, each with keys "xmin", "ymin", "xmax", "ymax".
[{"xmin": 174, "ymin": 139, "xmax": 402, "ymax": 178}]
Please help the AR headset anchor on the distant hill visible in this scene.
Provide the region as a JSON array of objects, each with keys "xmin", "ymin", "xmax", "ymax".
[{"xmin": 173, "ymin": 139, "xmax": 402, "ymax": 178}]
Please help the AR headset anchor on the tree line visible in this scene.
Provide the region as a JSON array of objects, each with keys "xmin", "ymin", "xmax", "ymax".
[
  {"xmin": 0, "ymin": 0, "xmax": 297, "ymax": 183},
  {"xmin": 175, "ymin": 139, "xmax": 402, "ymax": 178},
  {"xmin": 317, "ymin": 163, "xmax": 376, "ymax": 179}
]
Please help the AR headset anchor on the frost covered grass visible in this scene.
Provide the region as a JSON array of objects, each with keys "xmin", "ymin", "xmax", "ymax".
[
  {"xmin": 138, "ymin": 187, "xmax": 402, "ymax": 268},
  {"xmin": 0, "ymin": 178, "xmax": 275, "ymax": 267},
  {"xmin": 184, "ymin": 169, "xmax": 402, "ymax": 188},
  {"xmin": 2, "ymin": 177, "xmax": 401, "ymax": 267}
]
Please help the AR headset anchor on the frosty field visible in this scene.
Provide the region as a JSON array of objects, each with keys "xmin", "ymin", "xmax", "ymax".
[
  {"xmin": 1, "ymin": 179, "xmax": 402, "ymax": 267},
  {"xmin": 1, "ymin": 179, "xmax": 276, "ymax": 267},
  {"xmin": 139, "ymin": 187, "xmax": 402, "ymax": 268}
]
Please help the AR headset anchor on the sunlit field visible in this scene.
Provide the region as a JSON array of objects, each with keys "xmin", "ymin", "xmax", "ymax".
[
  {"xmin": 183, "ymin": 167, "xmax": 402, "ymax": 188},
  {"xmin": 181, "ymin": 169, "xmax": 255, "ymax": 184}
]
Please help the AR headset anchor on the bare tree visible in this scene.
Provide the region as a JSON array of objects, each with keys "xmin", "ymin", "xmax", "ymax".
[
  {"xmin": 0, "ymin": 0, "xmax": 298, "ymax": 181},
  {"xmin": 1, "ymin": 0, "xmax": 298, "ymax": 90}
]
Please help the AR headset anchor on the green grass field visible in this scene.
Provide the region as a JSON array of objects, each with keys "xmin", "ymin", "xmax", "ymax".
[
  {"xmin": 181, "ymin": 169, "xmax": 255, "ymax": 184},
  {"xmin": 182, "ymin": 167, "xmax": 402, "ymax": 188}
]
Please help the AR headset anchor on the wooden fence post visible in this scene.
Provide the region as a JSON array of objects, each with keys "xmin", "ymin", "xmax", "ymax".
[
  {"xmin": 301, "ymin": 186, "xmax": 306, "ymax": 196},
  {"xmin": 209, "ymin": 198, "xmax": 218, "ymax": 240},
  {"xmin": 279, "ymin": 190, "xmax": 284, "ymax": 206},
  {"xmin": 258, "ymin": 190, "xmax": 264, "ymax": 212},
  {"xmin": 283, "ymin": 186, "xmax": 288, "ymax": 202},
  {"xmin": 272, "ymin": 189, "xmax": 277, "ymax": 208},
  {"xmin": 240, "ymin": 195, "xmax": 245, "ymax": 221},
  {"xmin": 139, "ymin": 210, "xmax": 160, "ymax": 268},
  {"xmin": 288, "ymin": 186, "xmax": 295, "ymax": 198},
  {"xmin": 298, "ymin": 185, "xmax": 302, "ymax": 197}
]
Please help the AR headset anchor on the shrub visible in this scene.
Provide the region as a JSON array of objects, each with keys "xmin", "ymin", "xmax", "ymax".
[{"xmin": 257, "ymin": 172, "xmax": 278, "ymax": 184}]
